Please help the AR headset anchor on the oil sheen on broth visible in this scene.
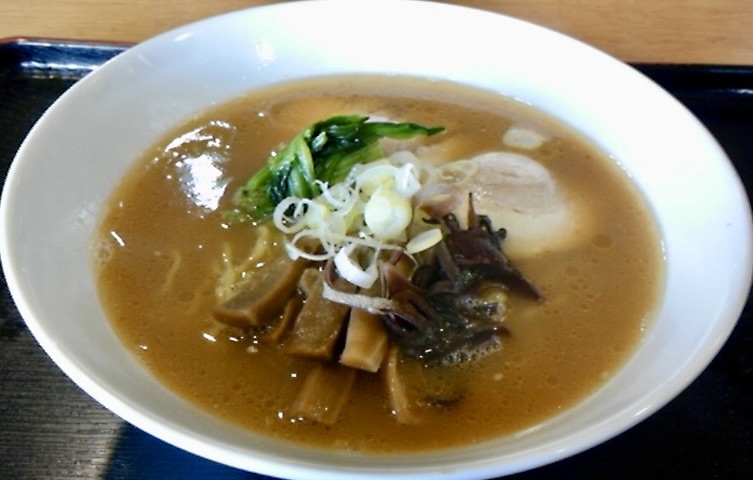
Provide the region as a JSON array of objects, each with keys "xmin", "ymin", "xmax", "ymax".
[{"xmin": 94, "ymin": 76, "xmax": 663, "ymax": 452}]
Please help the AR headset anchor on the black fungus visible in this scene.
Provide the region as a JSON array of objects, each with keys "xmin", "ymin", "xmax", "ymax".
[{"xmin": 381, "ymin": 195, "xmax": 542, "ymax": 365}]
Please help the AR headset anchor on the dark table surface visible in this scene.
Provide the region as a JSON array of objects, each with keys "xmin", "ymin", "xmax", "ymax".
[{"xmin": 1, "ymin": 39, "xmax": 752, "ymax": 480}]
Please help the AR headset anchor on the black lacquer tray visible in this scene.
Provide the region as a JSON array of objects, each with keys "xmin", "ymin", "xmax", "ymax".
[{"xmin": 1, "ymin": 39, "xmax": 751, "ymax": 480}]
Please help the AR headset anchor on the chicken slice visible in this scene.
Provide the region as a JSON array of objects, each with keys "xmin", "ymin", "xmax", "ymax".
[{"xmin": 466, "ymin": 151, "xmax": 584, "ymax": 258}]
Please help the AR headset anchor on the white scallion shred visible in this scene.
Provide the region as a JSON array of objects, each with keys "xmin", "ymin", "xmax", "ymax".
[
  {"xmin": 405, "ymin": 228, "xmax": 443, "ymax": 254},
  {"xmin": 270, "ymin": 151, "xmax": 446, "ymax": 285},
  {"xmin": 322, "ymin": 281, "xmax": 394, "ymax": 313},
  {"xmin": 334, "ymin": 244, "xmax": 379, "ymax": 288},
  {"xmin": 272, "ymin": 197, "xmax": 313, "ymax": 234},
  {"xmin": 364, "ymin": 187, "xmax": 412, "ymax": 241}
]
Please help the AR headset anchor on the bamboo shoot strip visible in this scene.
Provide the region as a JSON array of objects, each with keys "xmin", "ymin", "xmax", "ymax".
[
  {"xmin": 263, "ymin": 294, "xmax": 303, "ymax": 344},
  {"xmin": 285, "ymin": 268, "xmax": 356, "ymax": 360},
  {"xmin": 289, "ymin": 363, "xmax": 358, "ymax": 425},
  {"xmin": 212, "ymin": 255, "xmax": 308, "ymax": 328},
  {"xmin": 340, "ymin": 307, "xmax": 389, "ymax": 372},
  {"xmin": 382, "ymin": 345, "xmax": 419, "ymax": 424}
]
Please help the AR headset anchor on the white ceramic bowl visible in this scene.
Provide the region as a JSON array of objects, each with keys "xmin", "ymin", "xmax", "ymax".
[{"xmin": 2, "ymin": 1, "xmax": 751, "ymax": 478}]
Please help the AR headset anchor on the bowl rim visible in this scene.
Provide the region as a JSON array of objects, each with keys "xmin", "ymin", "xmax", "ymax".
[{"xmin": 2, "ymin": 1, "xmax": 752, "ymax": 478}]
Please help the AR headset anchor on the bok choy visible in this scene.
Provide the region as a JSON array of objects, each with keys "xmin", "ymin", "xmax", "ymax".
[{"xmin": 229, "ymin": 115, "xmax": 444, "ymax": 221}]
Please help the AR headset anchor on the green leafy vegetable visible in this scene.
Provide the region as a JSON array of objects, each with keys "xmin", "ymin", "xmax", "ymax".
[{"xmin": 229, "ymin": 115, "xmax": 444, "ymax": 221}]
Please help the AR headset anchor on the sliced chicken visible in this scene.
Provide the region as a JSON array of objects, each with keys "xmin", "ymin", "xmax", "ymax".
[
  {"xmin": 420, "ymin": 151, "xmax": 587, "ymax": 258},
  {"xmin": 468, "ymin": 151, "xmax": 583, "ymax": 258}
]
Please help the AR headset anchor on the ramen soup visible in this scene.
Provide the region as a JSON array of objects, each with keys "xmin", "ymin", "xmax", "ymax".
[{"xmin": 94, "ymin": 75, "xmax": 663, "ymax": 452}]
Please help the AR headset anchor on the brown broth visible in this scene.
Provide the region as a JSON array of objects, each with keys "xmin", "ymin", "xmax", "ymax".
[{"xmin": 94, "ymin": 75, "xmax": 664, "ymax": 452}]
